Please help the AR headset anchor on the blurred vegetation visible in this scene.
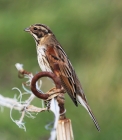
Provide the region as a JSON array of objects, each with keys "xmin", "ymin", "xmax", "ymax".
[{"xmin": 0, "ymin": 0, "xmax": 122, "ymax": 139}]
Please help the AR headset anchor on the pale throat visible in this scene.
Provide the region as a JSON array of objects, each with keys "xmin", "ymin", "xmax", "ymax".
[{"xmin": 36, "ymin": 36, "xmax": 46, "ymax": 46}]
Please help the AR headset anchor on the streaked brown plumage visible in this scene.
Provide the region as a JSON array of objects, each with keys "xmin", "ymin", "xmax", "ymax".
[{"xmin": 24, "ymin": 23, "xmax": 100, "ymax": 131}]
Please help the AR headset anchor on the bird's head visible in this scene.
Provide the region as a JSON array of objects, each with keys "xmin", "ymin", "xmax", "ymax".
[{"xmin": 24, "ymin": 24, "xmax": 53, "ymax": 44}]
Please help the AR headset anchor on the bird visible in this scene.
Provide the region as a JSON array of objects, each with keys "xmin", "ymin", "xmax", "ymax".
[{"xmin": 24, "ymin": 23, "xmax": 100, "ymax": 131}]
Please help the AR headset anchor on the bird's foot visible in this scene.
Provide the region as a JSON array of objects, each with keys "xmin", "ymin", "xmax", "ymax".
[{"xmin": 46, "ymin": 87, "xmax": 65, "ymax": 100}]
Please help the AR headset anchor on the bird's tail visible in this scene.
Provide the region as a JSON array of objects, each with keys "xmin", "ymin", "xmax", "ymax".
[{"xmin": 77, "ymin": 95, "xmax": 100, "ymax": 131}]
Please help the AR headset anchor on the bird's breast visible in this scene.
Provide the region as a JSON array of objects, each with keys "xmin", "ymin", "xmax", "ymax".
[{"xmin": 36, "ymin": 45, "xmax": 52, "ymax": 72}]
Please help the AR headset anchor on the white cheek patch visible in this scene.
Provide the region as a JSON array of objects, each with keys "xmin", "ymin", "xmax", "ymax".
[{"xmin": 32, "ymin": 33, "xmax": 38, "ymax": 40}]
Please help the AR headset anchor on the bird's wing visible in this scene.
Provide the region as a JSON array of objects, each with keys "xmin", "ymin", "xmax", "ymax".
[
  {"xmin": 45, "ymin": 44, "xmax": 83, "ymax": 106},
  {"xmin": 45, "ymin": 44, "xmax": 100, "ymax": 131}
]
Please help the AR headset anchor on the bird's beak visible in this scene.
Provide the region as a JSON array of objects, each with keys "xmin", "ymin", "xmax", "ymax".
[{"xmin": 24, "ymin": 27, "xmax": 30, "ymax": 32}]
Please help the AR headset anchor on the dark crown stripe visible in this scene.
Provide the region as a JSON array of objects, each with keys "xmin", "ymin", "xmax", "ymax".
[{"xmin": 34, "ymin": 23, "xmax": 52, "ymax": 33}]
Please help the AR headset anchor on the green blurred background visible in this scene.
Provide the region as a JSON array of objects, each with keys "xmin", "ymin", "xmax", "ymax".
[{"xmin": 0, "ymin": 0, "xmax": 122, "ymax": 139}]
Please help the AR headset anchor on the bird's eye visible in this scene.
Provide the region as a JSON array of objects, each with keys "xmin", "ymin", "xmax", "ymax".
[{"xmin": 33, "ymin": 27, "xmax": 37, "ymax": 30}]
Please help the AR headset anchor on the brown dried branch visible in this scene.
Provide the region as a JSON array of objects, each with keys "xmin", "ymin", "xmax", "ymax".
[
  {"xmin": 16, "ymin": 63, "xmax": 66, "ymax": 117},
  {"xmin": 15, "ymin": 63, "xmax": 74, "ymax": 139},
  {"xmin": 31, "ymin": 72, "xmax": 62, "ymax": 100},
  {"xmin": 30, "ymin": 71, "xmax": 66, "ymax": 117}
]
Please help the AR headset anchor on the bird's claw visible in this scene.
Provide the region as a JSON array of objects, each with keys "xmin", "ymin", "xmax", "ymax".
[{"xmin": 46, "ymin": 87, "xmax": 65, "ymax": 100}]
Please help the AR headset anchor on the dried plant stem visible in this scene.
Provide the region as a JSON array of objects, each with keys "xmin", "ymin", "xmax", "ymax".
[
  {"xmin": 0, "ymin": 94, "xmax": 46, "ymax": 113},
  {"xmin": 57, "ymin": 118, "xmax": 74, "ymax": 140},
  {"xmin": 15, "ymin": 63, "xmax": 75, "ymax": 139},
  {"xmin": 30, "ymin": 70, "xmax": 74, "ymax": 140}
]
